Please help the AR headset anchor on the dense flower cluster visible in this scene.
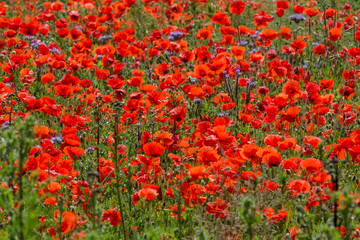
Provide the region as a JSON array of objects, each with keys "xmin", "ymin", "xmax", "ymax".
[{"xmin": 0, "ymin": 0, "xmax": 360, "ymax": 239}]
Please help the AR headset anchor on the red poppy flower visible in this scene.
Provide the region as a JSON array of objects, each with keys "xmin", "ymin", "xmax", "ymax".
[
  {"xmin": 300, "ymin": 158, "xmax": 323, "ymax": 173},
  {"xmin": 278, "ymin": 138, "xmax": 298, "ymax": 150},
  {"xmin": 262, "ymin": 207, "xmax": 275, "ymax": 218},
  {"xmin": 277, "ymin": 1, "xmax": 290, "ymax": 9},
  {"xmin": 59, "ymin": 211, "xmax": 76, "ymax": 234},
  {"xmin": 127, "ymin": 76, "xmax": 144, "ymax": 87},
  {"xmin": 229, "ymin": 1, "xmax": 246, "ymax": 15},
  {"xmin": 69, "ymin": 10, "xmax": 80, "ymax": 22},
  {"xmin": 269, "ymin": 210, "xmax": 288, "ymax": 224},
  {"xmin": 196, "ymin": 27, "xmax": 212, "ymax": 40},
  {"xmin": 279, "ymin": 27, "xmax": 292, "ymax": 40},
  {"xmin": 313, "ymin": 44, "xmax": 326, "ymax": 56},
  {"xmin": 304, "ymin": 8, "xmax": 320, "ymax": 18},
  {"xmin": 263, "ymin": 152, "xmax": 282, "ymax": 167},
  {"xmin": 290, "ymin": 40, "xmax": 307, "ymax": 52},
  {"xmin": 51, "ymin": 2, "xmax": 64, "ymax": 11},
  {"xmin": 95, "ymin": 68, "xmax": 110, "ymax": 80},
  {"xmin": 287, "ymin": 179, "xmax": 310, "ymax": 197},
  {"xmin": 143, "ymin": 142, "xmax": 165, "ymax": 157},
  {"xmin": 206, "ymin": 198, "xmax": 230, "ymax": 219},
  {"xmin": 339, "ymin": 86, "xmax": 355, "ymax": 100},
  {"xmin": 281, "ymin": 45, "xmax": 295, "ymax": 55},
  {"xmin": 102, "ymin": 209, "xmax": 122, "ymax": 226},
  {"xmin": 41, "ymin": 73, "xmax": 55, "ymax": 85},
  {"xmin": 44, "ymin": 197, "xmax": 58, "ymax": 207},
  {"xmin": 20, "ymin": 22, "xmax": 39, "ymax": 36},
  {"xmin": 253, "ymin": 10, "xmax": 274, "ymax": 29},
  {"xmin": 282, "ymin": 157, "xmax": 302, "ymax": 174},
  {"xmin": 135, "ymin": 188, "xmax": 159, "ymax": 203},
  {"xmin": 211, "ymin": 12, "xmax": 231, "ymax": 26},
  {"xmin": 276, "ymin": 8, "xmax": 285, "ymax": 17},
  {"xmin": 260, "ymin": 29, "xmax": 278, "ymax": 41},
  {"xmin": 197, "ymin": 146, "xmax": 220, "ymax": 164},
  {"xmin": 179, "ymin": 51, "xmax": 195, "ymax": 62},
  {"xmin": 169, "ymin": 106, "xmax": 187, "ymax": 122},
  {"xmin": 328, "ymin": 28, "xmax": 342, "ymax": 41},
  {"xmin": 46, "ymin": 182, "xmax": 62, "ymax": 194},
  {"xmin": 282, "ymin": 80, "xmax": 302, "ymax": 99},
  {"xmin": 348, "ymin": 48, "xmax": 360, "ymax": 57},
  {"xmin": 63, "ymin": 146, "xmax": 85, "ymax": 160},
  {"xmin": 293, "ymin": 5, "xmax": 305, "ymax": 14}
]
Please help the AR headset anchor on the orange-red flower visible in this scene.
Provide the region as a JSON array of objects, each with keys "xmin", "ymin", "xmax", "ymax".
[
  {"xmin": 206, "ymin": 57, "xmax": 227, "ymax": 74},
  {"xmin": 290, "ymin": 40, "xmax": 307, "ymax": 52},
  {"xmin": 57, "ymin": 211, "xmax": 76, "ymax": 234},
  {"xmin": 287, "ymin": 179, "xmax": 310, "ymax": 197},
  {"xmin": 229, "ymin": 1, "xmax": 246, "ymax": 15},
  {"xmin": 313, "ymin": 44, "xmax": 325, "ymax": 56},
  {"xmin": 282, "ymin": 80, "xmax": 302, "ymax": 99},
  {"xmin": 206, "ymin": 198, "xmax": 230, "ymax": 219},
  {"xmin": 279, "ymin": 27, "xmax": 292, "ymax": 40},
  {"xmin": 304, "ymin": 8, "xmax": 320, "ymax": 18},
  {"xmin": 262, "ymin": 152, "xmax": 282, "ymax": 167},
  {"xmin": 260, "ymin": 29, "xmax": 278, "ymax": 41},
  {"xmin": 196, "ymin": 27, "xmax": 212, "ymax": 40},
  {"xmin": 211, "ymin": 12, "xmax": 231, "ymax": 25},
  {"xmin": 253, "ymin": 10, "xmax": 274, "ymax": 29},
  {"xmin": 169, "ymin": 106, "xmax": 187, "ymax": 122},
  {"xmin": 328, "ymin": 28, "xmax": 342, "ymax": 41},
  {"xmin": 102, "ymin": 209, "xmax": 122, "ymax": 226},
  {"xmin": 300, "ymin": 158, "xmax": 323, "ymax": 173},
  {"xmin": 143, "ymin": 142, "xmax": 165, "ymax": 157},
  {"xmin": 230, "ymin": 46, "xmax": 246, "ymax": 60}
]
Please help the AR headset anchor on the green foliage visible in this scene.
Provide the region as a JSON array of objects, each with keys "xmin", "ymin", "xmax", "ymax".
[
  {"xmin": 0, "ymin": 117, "xmax": 39, "ymax": 240},
  {"xmin": 128, "ymin": 1, "xmax": 158, "ymax": 41}
]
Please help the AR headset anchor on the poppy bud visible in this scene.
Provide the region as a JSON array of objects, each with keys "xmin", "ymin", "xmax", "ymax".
[
  {"xmin": 300, "ymin": 223, "xmax": 307, "ymax": 228},
  {"xmin": 87, "ymin": 171, "xmax": 100, "ymax": 178},
  {"xmin": 352, "ymin": 175, "xmax": 357, "ymax": 182},
  {"xmin": 93, "ymin": 188, "xmax": 103, "ymax": 194},
  {"xmin": 245, "ymin": 81, "xmax": 255, "ymax": 104},
  {"xmin": 77, "ymin": 197, "xmax": 85, "ymax": 204},
  {"xmin": 284, "ymin": 233, "xmax": 291, "ymax": 240}
]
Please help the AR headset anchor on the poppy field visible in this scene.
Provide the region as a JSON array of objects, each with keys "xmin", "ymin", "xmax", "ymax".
[{"xmin": 2, "ymin": 0, "xmax": 360, "ymax": 239}]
